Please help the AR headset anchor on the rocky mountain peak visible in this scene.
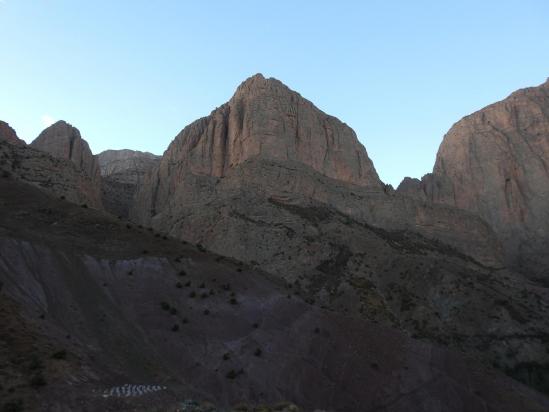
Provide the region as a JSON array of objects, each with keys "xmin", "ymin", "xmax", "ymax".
[
  {"xmin": 31, "ymin": 120, "xmax": 101, "ymax": 183},
  {"xmin": 0, "ymin": 121, "xmax": 25, "ymax": 146},
  {"xmin": 164, "ymin": 74, "xmax": 382, "ymax": 188}
]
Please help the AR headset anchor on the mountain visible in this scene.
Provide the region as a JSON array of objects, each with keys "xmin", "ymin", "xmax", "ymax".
[
  {"xmin": 398, "ymin": 78, "xmax": 549, "ymax": 278},
  {"xmin": 129, "ymin": 74, "xmax": 549, "ymax": 396},
  {"xmin": 2, "ymin": 75, "xmax": 549, "ymax": 410},
  {"xmin": 0, "ymin": 120, "xmax": 25, "ymax": 146},
  {"xmin": 31, "ymin": 120, "xmax": 102, "ymax": 185},
  {"xmin": 0, "ymin": 124, "xmax": 103, "ymax": 209},
  {"xmin": 97, "ymin": 149, "xmax": 160, "ymax": 218}
]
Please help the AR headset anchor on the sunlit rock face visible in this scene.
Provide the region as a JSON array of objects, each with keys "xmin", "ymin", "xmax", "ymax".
[
  {"xmin": 31, "ymin": 120, "xmax": 102, "ymax": 185},
  {"xmin": 399, "ymin": 79, "xmax": 549, "ymax": 276}
]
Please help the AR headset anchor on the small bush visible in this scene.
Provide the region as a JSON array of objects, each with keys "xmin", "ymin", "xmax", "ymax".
[
  {"xmin": 178, "ymin": 270, "xmax": 187, "ymax": 276},
  {"xmin": 170, "ymin": 307, "xmax": 177, "ymax": 315},
  {"xmin": 175, "ymin": 282, "xmax": 182, "ymax": 289},
  {"xmin": 199, "ymin": 282, "xmax": 205, "ymax": 289},
  {"xmin": 51, "ymin": 350, "xmax": 67, "ymax": 360},
  {"xmin": 203, "ymin": 309, "xmax": 210, "ymax": 315},
  {"xmin": 189, "ymin": 291, "xmax": 196, "ymax": 298},
  {"xmin": 226, "ymin": 368, "xmax": 243, "ymax": 379},
  {"xmin": 30, "ymin": 373, "xmax": 47, "ymax": 388},
  {"xmin": 2, "ymin": 399, "xmax": 23, "ymax": 412},
  {"xmin": 28, "ymin": 356, "xmax": 42, "ymax": 371},
  {"xmin": 223, "ymin": 353, "xmax": 230, "ymax": 361},
  {"xmin": 81, "ymin": 204, "xmax": 88, "ymax": 209},
  {"xmin": 182, "ymin": 317, "xmax": 189, "ymax": 324},
  {"xmin": 229, "ymin": 298, "xmax": 238, "ymax": 305},
  {"xmin": 171, "ymin": 324, "xmax": 179, "ymax": 332},
  {"xmin": 160, "ymin": 302, "xmax": 171, "ymax": 311},
  {"xmin": 254, "ymin": 348, "xmax": 262, "ymax": 357}
]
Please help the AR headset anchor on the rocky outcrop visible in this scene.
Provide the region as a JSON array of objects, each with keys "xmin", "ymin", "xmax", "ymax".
[
  {"xmin": 140, "ymin": 74, "xmax": 382, "ymax": 213},
  {"xmin": 97, "ymin": 149, "xmax": 160, "ymax": 218},
  {"xmin": 31, "ymin": 120, "xmax": 101, "ymax": 185},
  {"xmin": 97, "ymin": 149, "xmax": 160, "ymax": 184},
  {"xmin": 133, "ymin": 74, "xmax": 504, "ymax": 268},
  {"xmin": 0, "ymin": 140, "xmax": 103, "ymax": 208},
  {"xmin": 0, "ymin": 121, "xmax": 25, "ymax": 146},
  {"xmin": 399, "ymin": 78, "xmax": 549, "ymax": 276}
]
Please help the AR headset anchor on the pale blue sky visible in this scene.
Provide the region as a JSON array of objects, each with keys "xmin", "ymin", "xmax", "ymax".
[{"xmin": 1, "ymin": 1, "xmax": 548, "ymax": 186}]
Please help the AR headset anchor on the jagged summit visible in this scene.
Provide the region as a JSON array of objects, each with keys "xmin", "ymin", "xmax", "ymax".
[
  {"xmin": 31, "ymin": 120, "xmax": 101, "ymax": 182},
  {"xmin": 163, "ymin": 74, "xmax": 382, "ymax": 188}
]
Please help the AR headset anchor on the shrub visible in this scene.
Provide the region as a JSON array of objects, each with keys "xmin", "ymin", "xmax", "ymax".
[
  {"xmin": 189, "ymin": 291, "xmax": 196, "ymax": 298},
  {"xmin": 226, "ymin": 368, "xmax": 243, "ymax": 379},
  {"xmin": 160, "ymin": 302, "xmax": 171, "ymax": 311},
  {"xmin": 178, "ymin": 270, "xmax": 187, "ymax": 276},
  {"xmin": 28, "ymin": 356, "xmax": 42, "ymax": 371},
  {"xmin": 2, "ymin": 399, "xmax": 23, "ymax": 412},
  {"xmin": 170, "ymin": 307, "xmax": 177, "ymax": 315},
  {"xmin": 185, "ymin": 281, "xmax": 191, "ymax": 287},
  {"xmin": 30, "ymin": 373, "xmax": 47, "ymax": 388},
  {"xmin": 254, "ymin": 348, "xmax": 262, "ymax": 357},
  {"xmin": 229, "ymin": 298, "xmax": 238, "ymax": 305},
  {"xmin": 203, "ymin": 309, "xmax": 210, "ymax": 315},
  {"xmin": 51, "ymin": 350, "xmax": 67, "ymax": 360},
  {"xmin": 175, "ymin": 282, "xmax": 182, "ymax": 289},
  {"xmin": 81, "ymin": 204, "xmax": 88, "ymax": 209},
  {"xmin": 223, "ymin": 353, "xmax": 230, "ymax": 361},
  {"xmin": 171, "ymin": 324, "xmax": 179, "ymax": 332}
]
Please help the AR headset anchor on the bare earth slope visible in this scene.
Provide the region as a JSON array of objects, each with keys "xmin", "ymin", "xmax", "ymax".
[{"xmin": 1, "ymin": 176, "xmax": 549, "ymax": 411}]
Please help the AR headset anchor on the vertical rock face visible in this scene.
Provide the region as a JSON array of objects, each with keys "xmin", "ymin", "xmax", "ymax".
[
  {"xmin": 31, "ymin": 121, "xmax": 101, "ymax": 184},
  {"xmin": 0, "ymin": 121, "xmax": 25, "ymax": 146},
  {"xmin": 132, "ymin": 74, "xmax": 505, "ymax": 268},
  {"xmin": 97, "ymin": 149, "xmax": 160, "ymax": 184},
  {"xmin": 28, "ymin": 120, "xmax": 103, "ymax": 209},
  {"xmin": 97, "ymin": 149, "xmax": 160, "ymax": 218},
  {"xmin": 399, "ymin": 78, "xmax": 549, "ymax": 275},
  {"xmin": 135, "ymin": 74, "xmax": 383, "ymax": 223}
]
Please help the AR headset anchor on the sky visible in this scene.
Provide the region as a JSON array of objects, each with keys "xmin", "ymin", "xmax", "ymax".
[{"xmin": 1, "ymin": 1, "xmax": 548, "ymax": 186}]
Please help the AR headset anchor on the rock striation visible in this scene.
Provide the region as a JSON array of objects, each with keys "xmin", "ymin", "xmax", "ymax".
[
  {"xmin": 97, "ymin": 149, "xmax": 160, "ymax": 218},
  {"xmin": 97, "ymin": 149, "xmax": 160, "ymax": 184},
  {"xmin": 0, "ymin": 121, "xmax": 25, "ymax": 146},
  {"xmin": 398, "ymin": 78, "xmax": 549, "ymax": 277}
]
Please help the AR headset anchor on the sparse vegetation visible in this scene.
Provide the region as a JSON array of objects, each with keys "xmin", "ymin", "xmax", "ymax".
[
  {"xmin": 30, "ymin": 372, "xmax": 47, "ymax": 388},
  {"xmin": 2, "ymin": 399, "xmax": 23, "ymax": 412},
  {"xmin": 51, "ymin": 350, "xmax": 67, "ymax": 360},
  {"xmin": 226, "ymin": 368, "xmax": 244, "ymax": 379}
]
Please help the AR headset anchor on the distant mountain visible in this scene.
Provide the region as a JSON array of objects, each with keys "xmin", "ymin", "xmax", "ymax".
[{"xmin": 97, "ymin": 149, "xmax": 160, "ymax": 218}]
